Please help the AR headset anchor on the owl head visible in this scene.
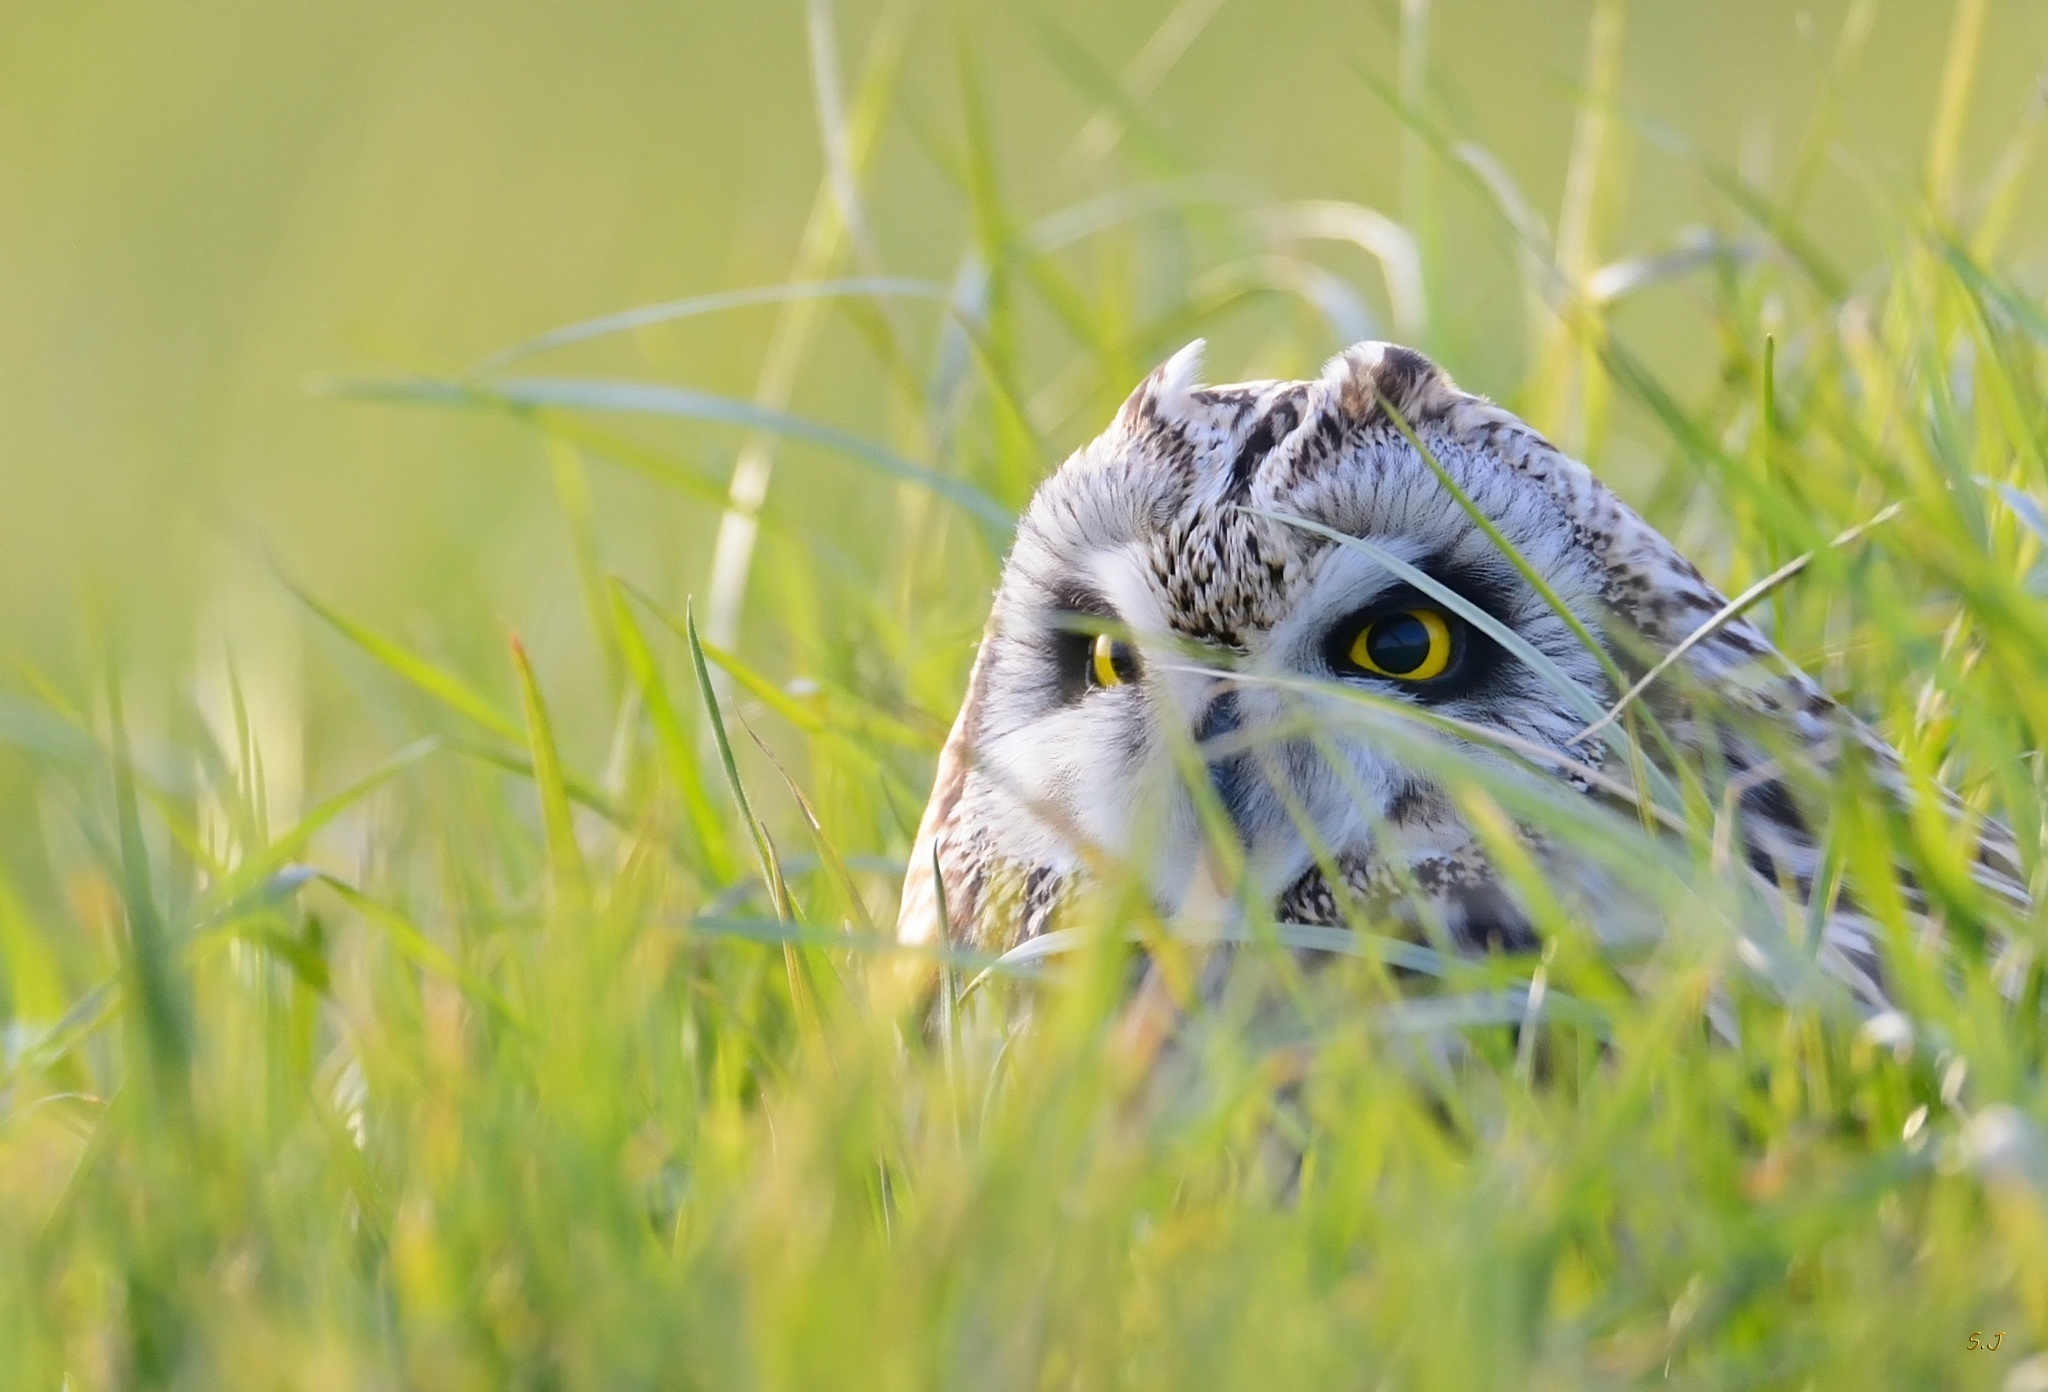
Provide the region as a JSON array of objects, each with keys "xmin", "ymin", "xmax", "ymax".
[{"xmin": 897, "ymin": 340, "xmax": 2003, "ymax": 996}]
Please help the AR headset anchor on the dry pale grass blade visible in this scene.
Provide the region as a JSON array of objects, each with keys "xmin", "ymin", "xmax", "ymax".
[
  {"xmin": 1924, "ymin": 0, "xmax": 1990, "ymax": 219},
  {"xmin": 1063, "ymin": 0, "xmax": 1232, "ymax": 170},
  {"xmin": 703, "ymin": 2, "xmax": 915, "ymax": 665},
  {"xmin": 1258, "ymin": 201, "xmax": 1428, "ymax": 341}
]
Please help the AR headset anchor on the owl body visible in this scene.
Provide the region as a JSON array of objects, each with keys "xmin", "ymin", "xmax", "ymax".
[{"xmin": 899, "ymin": 341, "xmax": 2019, "ymax": 1005}]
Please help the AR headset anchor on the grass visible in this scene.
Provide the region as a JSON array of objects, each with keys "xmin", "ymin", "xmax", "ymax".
[{"xmin": 7, "ymin": 1, "xmax": 2048, "ymax": 1386}]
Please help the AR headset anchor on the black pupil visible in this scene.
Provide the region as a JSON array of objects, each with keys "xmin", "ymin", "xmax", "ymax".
[
  {"xmin": 1094, "ymin": 638, "xmax": 1136, "ymax": 685},
  {"xmin": 1367, "ymin": 613, "xmax": 1433, "ymax": 675}
]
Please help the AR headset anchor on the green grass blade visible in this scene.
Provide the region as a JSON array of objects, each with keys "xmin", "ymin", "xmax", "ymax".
[
  {"xmin": 327, "ymin": 374, "xmax": 1012, "ymax": 533},
  {"xmin": 508, "ymin": 634, "xmax": 589, "ymax": 910},
  {"xmin": 684, "ymin": 601, "xmax": 791, "ymax": 921},
  {"xmin": 440, "ymin": 740, "xmax": 650, "ymax": 856},
  {"xmin": 0, "ymin": 862, "xmax": 65, "ymax": 1025},
  {"xmin": 195, "ymin": 737, "xmax": 440, "ymax": 919},
  {"xmin": 606, "ymin": 579, "xmax": 734, "ymax": 882},
  {"xmin": 734, "ymin": 709, "xmax": 849, "ymax": 1024},
  {"xmin": 315, "ymin": 874, "xmax": 527, "ymax": 1031},
  {"xmin": 740, "ymin": 714, "xmax": 877, "ymax": 937},
  {"xmin": 283, "ymin": 574, "xmax": 521, "ymax": 743},
  {"xmin": 616, "ymin": 576, "xmax": 931, "ymax": 760},
  {"xmin": 468, "ymin": 278, "xmax": 946, "ymax": 377},
  {"xmin": 103, "ymin": 655, "xmax": 190, "ymax": 1085}
]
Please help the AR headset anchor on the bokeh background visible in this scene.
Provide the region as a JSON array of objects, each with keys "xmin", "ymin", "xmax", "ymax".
[{"xmin": 4, "ymin": 0, "xmax": 2048, "ymax": 881}]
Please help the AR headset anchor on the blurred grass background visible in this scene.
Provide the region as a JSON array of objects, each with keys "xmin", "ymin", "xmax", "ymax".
[
  {"xmin": 11, "ymin": 0, "xmax": 2048, "ymax": 1385},
  {"xmin": 4, "ymin": 0, "xmax": 2041, "ymax": 657}
]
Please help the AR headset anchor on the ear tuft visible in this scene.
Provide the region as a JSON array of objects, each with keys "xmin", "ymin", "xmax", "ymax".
[
  {"xmin": 1318, "ymin": 340, "xmax": 1454, "ymax": 429},
  {"xmin": 1115, "ymin": 338, "xmax": 1207, "ymax": 430}
]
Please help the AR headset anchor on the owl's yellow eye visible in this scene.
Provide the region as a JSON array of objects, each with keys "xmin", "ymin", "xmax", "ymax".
[
  {"xmin": 1089, "ymin": 632, "xmax": 1137, "ymax": 688},
  {"xmin": 1347, "ymin": 607, "xmax": 1454, "ymax": 681}
]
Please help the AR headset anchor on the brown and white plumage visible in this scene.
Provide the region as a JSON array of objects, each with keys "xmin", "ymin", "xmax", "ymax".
[{"xmin": 899, "ymin": 340, "xmax": 2027, "ymax": 1006}]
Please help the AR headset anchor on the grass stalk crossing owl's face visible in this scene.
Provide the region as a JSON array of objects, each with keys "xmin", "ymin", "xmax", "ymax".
[{"xmin": 898, "ymin": 340, "xmax": 2021, "ymax": 999}]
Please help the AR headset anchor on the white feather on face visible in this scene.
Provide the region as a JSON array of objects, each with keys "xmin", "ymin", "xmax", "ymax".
[{"xmin": 897, "ymin": 340, "xmax": 2024, "ymax": 1002}]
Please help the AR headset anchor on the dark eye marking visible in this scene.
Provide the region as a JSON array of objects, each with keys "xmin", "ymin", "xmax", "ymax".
[
  {"xmin": 1322, "ymin": 572, "xmax": 1508, "ymax": 701},
  {"xmin": 1043, "ymin": 582, "xmax": 1130, "ymax": 705}
]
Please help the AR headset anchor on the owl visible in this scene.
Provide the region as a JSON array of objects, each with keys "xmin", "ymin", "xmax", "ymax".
[{"xmin": 897, "ymin": 340, "xmax": 2027, "ymax": 1008}]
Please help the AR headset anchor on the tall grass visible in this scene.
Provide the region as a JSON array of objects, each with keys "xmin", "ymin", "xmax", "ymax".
[{"xmin": 7, "ymin": 2, "xmax": 2048, "ymax": 1386}]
